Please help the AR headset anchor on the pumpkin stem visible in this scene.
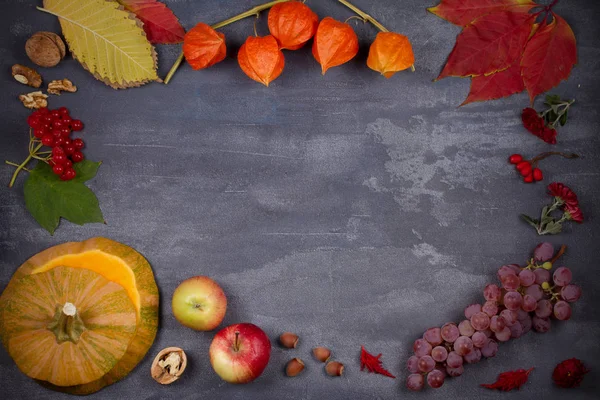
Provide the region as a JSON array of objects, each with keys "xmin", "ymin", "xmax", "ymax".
[
  {"xmin": 164, "ymin": 0, "xmax": 293, "ymax": 84},
  {"xmin": 47, "ymin": 302, "xmax": 86, "ymax": 344}
]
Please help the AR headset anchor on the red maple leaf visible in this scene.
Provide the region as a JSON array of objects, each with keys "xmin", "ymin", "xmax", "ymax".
[
  {"xmin": 481, "ymin": 368, "xmax": 534, "ymax": 391},
  {"xmin": 461, "ymin": 62, "xmax": 525, "ymax": 105},
  {"xmin": 428, "ymin": 0, "xmax": 534, "ymax": 27},
  {"xmin": 119, "ymin": 0, "xmax": 185, "ymax": 44},
  {"xmin": 360, "ymin": 346, "xmax": 396, "ymax": 379},
  {"xmin": 437, "ymin": 5, "xmax": 537, "ymax": 79}
]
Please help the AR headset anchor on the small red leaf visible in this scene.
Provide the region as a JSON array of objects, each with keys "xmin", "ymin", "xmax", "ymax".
[
  {"xmin": 437, "ymin": 5, "xmax": 537, "ymax": 79},
  {"xmin": 481, "ymin": 367, "xmax": 534, "ymax": 391},
  {"xmin": 521, "ymin": 14, "xmax": 577, "ymax": 103},
  {"xmin": 119, "ymin": 0, "xmax": 185, "ymax": 44},
  {"xmin": 360, "ymin": 346, "xmax": 396, "ymax": 379},
  {"xmin": 461, "ymin": 62, "xmax": 525, "ymax": 105},
  {"xmin": 428, "ymin": 0, "xmax": 535, "ymax": 27}
]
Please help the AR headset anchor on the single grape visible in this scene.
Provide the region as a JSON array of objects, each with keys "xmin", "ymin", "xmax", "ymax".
[
  {"xmin": 497, "ymin": 265, "xmax": 517, "ymax": 281},
  {"xmin": 483, "ymin": 284, "xmax": 502, "ymax": 302},
  {"xmin": 519, "ymin": 269, "xmax": 536, "ymax": 287},
  {"xmin": 463, "ymin": 348, "xmax": 482, "ymax": 364},
  {"xmin": 446, "ymin": 365, "xmax": 464, "ymax": 377},
  {"xmin": 525, "ymin": 284, "xmax": 544, "ymax": 301},
  {"xmin": 560, "ymin": 284, "xmax": 581, "ymax": 303},
  {"xmin": 431, "ymin": 346, "xmax": 448, "ymax": 362},
  {"xmin": 481, "ymin": 328, "xmax": 493, "ymax": 337},
  {"xmin": 502, "ymin": 274, "xmax": 521, "ymax": 291},
  {"xmin": 464, "ymin": 304, "xmax": 482, "ymax": 319},
  {"xmin": 517, "ymin": 308, "xmax": 529, "ymax": 321},
  {"xmin": 423, "ymin": 327, "xmax": 443, "ymax": 346},
  {"xmin": 535, "ymin": 299, "xmax": 553, "ymax": 318},
  {"xmin": 494, "ymin": 326, "xmax": 511, "ymax": 342},
  {"xmin": 482, "ymin": 301, "xmax": 499, "ymax": 317},
  {"xmin": 522, "ymin": 294, "xmax": 538, "ymax": 312},
  {"xmin": 418, "ymin": 355, "xmax": 435, "ymax": 373},
  {"xmin": 458, "ymin": 320, "xmax": 475, "ymax": 337},
  {"xmin": 534, "ymin": 269, "xmax": 551, "ymax": 285},
  {"xmin": 553, "ymin": 267, "xmax": 572, "ymax": 287},
  {"xmin": 534, "ymin": 242, "xmax": 554, "ymax": 262},
  {"xmin": 504, "ymin": 291, "xmax": 523, "ymax": 311},
  {"xmin": 481, "ymin": 339, "xmax": 498, "ymax": 358},
  {"xmin": 509, "ymin": 321, "xmax": 524, "ymax": 339},
  {"xmin": 554, "ymin": 301, "xmax": 572, "ymax": 320},
  {"xmin": 453, "ymin": 336, "xmax": 474, "ymax": 356},
  {"xmin": 446, "ymin": 351, "xmax": 463, "ymax": 368},
  {"xmin": 520, "ymin": 315, "xmax": 533, "ymax": 334},
  {"xmin": 407, "ymin": 373, "xmax": 424, "ymax": 391},
  {"xmin": 489, "ymin": 315, "xmax": 506, "ymax": 333},
  {"xmin": 427, "ymin": 369, "xmax": 445, "ymax": 389},
  {"xmin": 470, "ymin": 312, "xmax": 491, "ymax": 331},
  {"xmin": 413, "ymin": 339, "xmax": 432, "ymax": 357},
  {"xmin": 441, "ymin": 323, "xmax": 460, "ymax": 343},
  {"xmin": 407, "ymin": 355, "xmax": 419, "ymax": 373},
  {"xmin": 471, "ymin": 331, "xmax": 488, "ymax": 348},
  {"xmin": 500, "ymin": 309, "xmax": 518, "ymax": 326},
  {"xmin": 532, "ymin": 316, "xmax": 551, "ymax": 333}
]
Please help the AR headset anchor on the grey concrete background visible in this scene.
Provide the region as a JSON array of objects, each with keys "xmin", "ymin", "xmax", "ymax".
[{"xmin": 1, "ymin": 0, "xmax": 599, "ymax": 399}]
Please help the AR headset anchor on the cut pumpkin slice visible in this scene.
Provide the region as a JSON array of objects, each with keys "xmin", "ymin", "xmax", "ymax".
[{"xmin": 0, "ymin": 237, "xmax": 159, "ymax": 394}]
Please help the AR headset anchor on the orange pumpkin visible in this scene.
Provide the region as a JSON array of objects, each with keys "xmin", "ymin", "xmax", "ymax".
[
  {"xmin": 0, "ymin": 237, "xmax": 159, "ymax": 394},
  {"xmin": 268, "ymin": 1, "xmax": 319, "ymax": 50},
  {"xmin": 183, "ymin": 22, "xmax": 227, "ymax": 70},
  {"xmin": 238, "ymin": 35, "xmax": 285, "ymax": 86},
  {"xmin": 367, "ymin": 32, "xmax": 415, "ymax": 78},
  {"xmin": 312, "ymin": 17, "xmax": 359, "ymax": 74},
  {"xmin": 3, "ymin": 266, "xmax": 137, "ymax": 387}
]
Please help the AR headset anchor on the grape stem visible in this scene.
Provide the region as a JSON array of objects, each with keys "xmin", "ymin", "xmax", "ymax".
[
  {"xmin": 529, "ymin": 151, "xmax": 579, "ymax": 167},
  {"xmin": 550, "ymin": 245, "xmax": 567, "ymax": 264}
]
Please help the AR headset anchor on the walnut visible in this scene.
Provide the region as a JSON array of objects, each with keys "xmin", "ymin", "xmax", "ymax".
[
  {"xmin": 11, "ymin": 64, "xmax": 42, "ymax": 88},
  {"xmin": 151, "ymin": 347, "xmax": 187, "ymax": 385},
  {"xmin": 25, "ymin": 32, "xmax": 66, "ymax": 68},
  {"xmin": 48, "ymin": 79, "xmax": 77, "ymax": 95},
  {"xmin": 19, "ymin": 91, "xmax": 48, "ymax": 109}
]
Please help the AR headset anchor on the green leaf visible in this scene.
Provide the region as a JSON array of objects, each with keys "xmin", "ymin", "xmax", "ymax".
[
  {"xmin": 520, "ymin": 214, "xmax": 540, "ymax": 229},
  {"xmin": 544, "ymin": 94, "xmax": 562, "ymax": 106},
  {"xmin": 23, "ymin": 160, "xmax": 104, "ymax": 234},
  {"xmin": 541, "ymin": 221, "xmax": 563, "ymax": 235}
]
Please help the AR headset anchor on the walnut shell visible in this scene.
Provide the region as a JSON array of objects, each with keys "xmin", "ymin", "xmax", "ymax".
[
  {"xmin": 25, "ymin": 32, "xmax": 65, "ymax": 67},
  {"xmin": 151, "ymin": 347, "xmax": 187, "ymax": 385}
]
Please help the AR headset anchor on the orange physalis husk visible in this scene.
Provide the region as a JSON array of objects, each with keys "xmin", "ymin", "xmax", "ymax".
[
  {"xmin": 367, "ymin": 32, "xmax": 415, "ymax": 78},
  {"xmin": 312, "ymin": 17, "xmax": 359, "ymax": 75},
  {"xmin": 183, "ymin": 23, "xmax": 226, "ymax": 70},
  {"xmin": 238, "ymin": 35, "xmax": 285, "ymax": 86},
  {"xmin": 268, "ymin": 1, "xmax": 319, "ymax": 50}
]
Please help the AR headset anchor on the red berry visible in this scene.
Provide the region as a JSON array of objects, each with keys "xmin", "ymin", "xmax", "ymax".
[
  {"xmin": 61, "ymin": 116, "xmax": 72, "ymax": 126},
  {"xmin": 60, "ymin": 168, "xmax": 76, "ymax": 181},
  {"xmin": 71, "ymin": 119, "xmax": 84, "ymax": 131},
  {"xmin": 71, "ymin": 151, "xmax": 84, "ymax": 163},
  {"xmin": 33, "ymin": 128, "xmax": 47, "ymax": 139},
  {"xmin": 524, "ymin": 174, "xmax": 534, "ymax": 183},
  {"xmin": 62, "ymin": 138, "xmax": 72, "ymax": 147},
  {"xmin": 41, "ymin": 134, "xmax": 54, "ymax": 147},
  {"xmin": 61, "ymin": 127, "xmax": 71, "ymax": 137},
  {"xmin": 52, "ymin": 164, "xmax": 64, "ymax": 175},
  {"xmin": 51, "ymin": 128, "xmax": 62, "ymax": 137},
  {"xmin": 51, "ymin": 110, "xmax": 61, "ymax": 120},
  {"xmin": 53, "ymin": 153, "xmax": 67, "ymax": 164},
  {"xmin": 52, "ymin": 146, "xmax": 64, "ymax": 155},
  {"xmin": 509, "ymin": 154, "xmax": 523, "ymax": 164},
  {"xmin": 516, "ymin": 161, "xmax": 531, "ymax": 171},
  {"xmin": 63, "ymin": 159, "xmax": 73, "ymax": 169},
  {"xmin": 533, "ymin": 168, "xmax": 543, "ymax": 181},
  {"xmin": 52, "ymin": 120, "xmax": 64, "ymax": 129},
  {"xmin": 73, "ymin": 138, "xmax": 84, "ymax": 149},
  {"xmin": 55, "ymin": 137, "xmax": 66, "ymax": 147},
  {"xmin": 27, "ymin": 115, "xmax": 41, "ymax": 129},
  {"xmin": 58, "ymin": 107, "xmax": 69, "ymax": 116},
  {"xmin": 520, "ymin": 166, "xmax": 532, "ymax": 177},
  {"xmin": 37, "ymin": 107, "xmax": 49, "ymax": 115},
  {"xmin": 42, "ymin": 115, "xmax": 53, "ymax": 124},
  {"xmin": 64, "ymin": 144, "xmax": 76, "ymax": 155}
]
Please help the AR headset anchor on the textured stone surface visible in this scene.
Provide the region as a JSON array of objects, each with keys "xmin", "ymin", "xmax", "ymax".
[{"xmin": 1, "ymin": 0, "xmax": 599, "ymax": 399}]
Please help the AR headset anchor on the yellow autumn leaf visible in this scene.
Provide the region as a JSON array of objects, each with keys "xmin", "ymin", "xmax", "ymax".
[{"xmin": 39, "ymin": 0, "xmax": 159, "ymax": 89}]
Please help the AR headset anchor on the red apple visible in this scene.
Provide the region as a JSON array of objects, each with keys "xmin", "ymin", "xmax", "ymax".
[
  {"xmin": 171, "ymin": 276, "xmax": 227, "ymax": 331},
  {"xmin": 209, "ymin": 323, "xmax": 271, "ymax": 384}
]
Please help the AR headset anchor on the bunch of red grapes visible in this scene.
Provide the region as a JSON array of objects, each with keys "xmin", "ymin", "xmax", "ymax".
[
  {"xmin": 27, "ymin": 107, "xmax": 85, "ymax": 181},
  {"xmin": 406, "ymin": 243, "xmax": 581, "ymax": 391}
]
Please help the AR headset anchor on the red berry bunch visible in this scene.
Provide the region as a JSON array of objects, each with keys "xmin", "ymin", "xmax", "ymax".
[
  {"xmin": 508, "ymin": 152, "xmax": 579, "ymax": 184},
  {"xmin": 27, "ymin": 107, "xmax": 85, "ymax": 181}
]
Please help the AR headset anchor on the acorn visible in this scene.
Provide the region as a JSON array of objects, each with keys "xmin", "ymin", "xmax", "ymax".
[
  {"xmin": 285, "ymin": 358, "xmax": 305, "ymax": 377},
  {"xmin": 325, "ymin": 361, "xmax": 344, "ymax": 377},
  {"xmin": 279, "ymin": 332, "xmax": 299, "ymax": 349},
  {"xmin": 312, "ymin": 347, "xmax": 331, "ymax": 362}
]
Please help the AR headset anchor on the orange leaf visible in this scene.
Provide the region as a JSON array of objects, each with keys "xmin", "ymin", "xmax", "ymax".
[
  {"xmin": 367, "ymin": 32, "xmax": 415, "ymax": 78},
  {"xmin": 521, "ymin": 14, "xmax": 577, "ymax": 103},
  {"xmin": 268, "ymin": 1, "xmax": 319, "ymax": 50},
  {"xmin": 437, "ymin": 5, "xmax": 537, "ymax": 79},
  {"xmin": 312, "ymin": 17, "xmax": 359, "ymax": 75},
  {"xmin": 461, "ymin": 62, "xmax": 525, "ymax": 105},
  {"xmin": 183, "ymin": 23, "xmax": 226, "ymax": 70},
  {"xmin": 118, "ymin": 0, "xmax": 185, "ymax": 44},
  {"xmin": 238, "ymin": 35, "xmax": 285, "ymax": 86},
  {"xmin": 428, "ymin": 0, "xmax": 535, "ymax": 27}
]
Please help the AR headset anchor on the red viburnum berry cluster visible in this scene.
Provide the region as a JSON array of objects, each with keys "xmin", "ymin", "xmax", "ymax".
[
  {"xmin": 27, "ymin": 107, "xmax": 85, "ymax": 181},
  {"xmin": 508, "ymin": 152, "xmax": 579, "ymax": 184}
]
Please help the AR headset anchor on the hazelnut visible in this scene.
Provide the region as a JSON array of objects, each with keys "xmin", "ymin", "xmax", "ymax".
[
  {"xmin": 285, "ymin": 358, "xmax": 305, "ymax": 377},
  {"xmin": 325, "ymin": 361, "xmax": 344, "ymax": 377},
  {"xmin": 151, "ymin": 347, "xmax": 187, "ymax": 385},
  {"xmin": 312, "ymin": 347, "xmax": 331, "ymax": 362},
  {"xmin": 279, "ymin": 332, "xmax": 299, "ymax": 349},
  {"xmin": 11, "ymin": 64, "xmax": 42, "ymax": 88},
  {"xmin": 25, "ymin": 32, "xmax": 66, "ymax": 67}
]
